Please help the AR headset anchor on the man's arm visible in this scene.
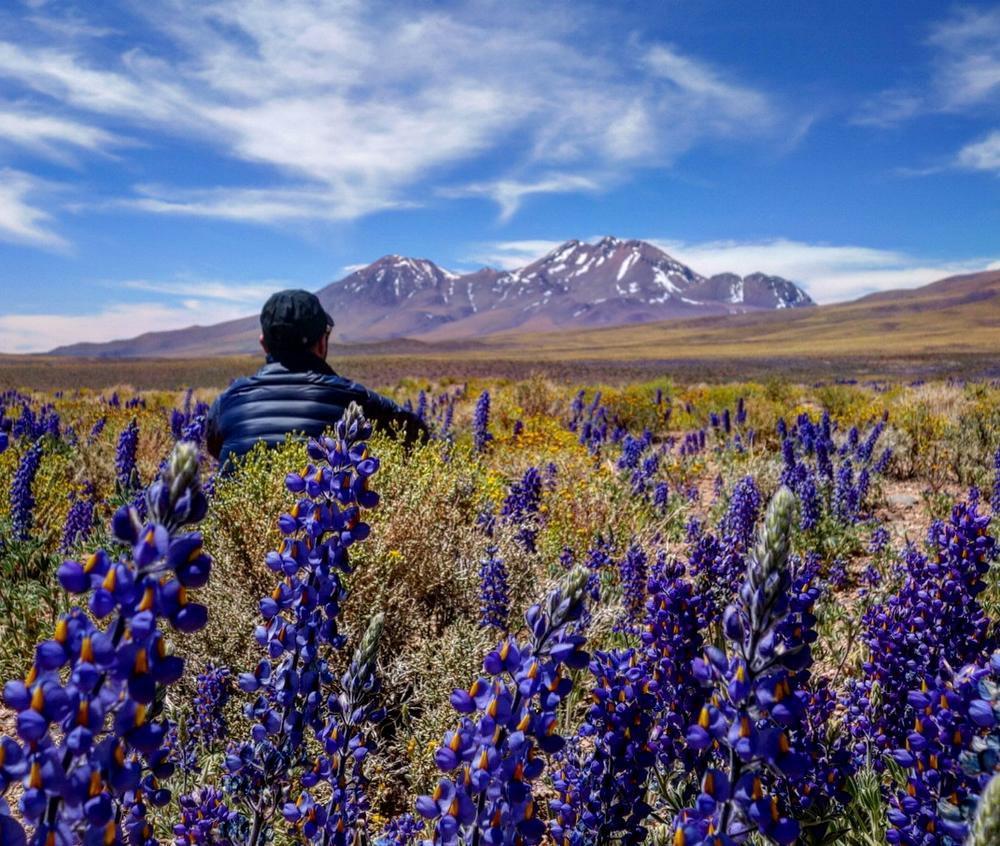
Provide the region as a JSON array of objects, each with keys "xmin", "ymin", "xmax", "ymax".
[
  {"xmin": 205, "ymin": 396, "xmax": 223, "ymax": 460},
  {"xmin": 354, "ymin": 387, "xmax": 430, "ymax": 446}
]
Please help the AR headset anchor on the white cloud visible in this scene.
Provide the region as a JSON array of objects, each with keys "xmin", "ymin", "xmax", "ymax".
[
  {"xmin": 0, "ymin": 106, "xmax": 118, "ymax": 160},
  {"xmin": 956, "ymin": 130, "xmax": 1000, "ymax": 174},
  {"xmin": 857, "ymin": 7, "xmax": 1000, "ymax": 125},
  {"xmin": 655, "ymin": 238, "xmax": 997, "ymax": 302},
  {"xmin": 440, "ymin": 175, "xmax": 601, "ymax": 223},
  {"xmin": 0, "ymin": 168, "xmax": 66, "ymax": 249},
  {"xmin": 0, "ymin": 299, "xmax": 253, "ymax": 353},
  {"xmin": 120, "ymin": 278, "xmax": 288, "ymax": 303},
  {"xmin": 0, "ymin": 275, "xmax": 301, "ymax": 352},
  {"xmin": 464, "ymin": 239, "xmax": 566, "ymax": 269},
  {"xmin": 643, "ymin": 45, "xmax": 772, "ymax": 125},
  {"xmin": 122, "ymin": 184, "xmax": 416, "ymax": 224},
  {"xmin": 926, "ymin": 7, "xmax": 1000, "ymax": 110},
  {"xmin": 0, "ymin": 1, "xmax": 785, "ymax": 227}
]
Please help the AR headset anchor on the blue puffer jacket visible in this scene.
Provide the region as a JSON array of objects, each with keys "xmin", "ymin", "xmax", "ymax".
[{"xmin": 206, "ymin": 353, "xmax": 428, "ymax": 467}]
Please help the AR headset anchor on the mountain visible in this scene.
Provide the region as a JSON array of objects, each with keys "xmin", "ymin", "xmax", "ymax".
[
  {"xmin": 48, "ymin": 238, "xmax": 814, "ymax": 356},
  {"xmin": 471, "ymin": 268, "xmax": 1000, "ymax": 361}
]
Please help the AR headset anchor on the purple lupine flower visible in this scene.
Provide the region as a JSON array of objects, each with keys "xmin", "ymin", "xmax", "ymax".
[
  {"xmin": 0, "ymin": 411, "xmax": 10, "ymax": 454},
  {"xmin": 617, "ymin": 431, "xmax": 652, "ymax": 472},
  {"xmin": 441, "ymin": 401, "xmax": 455, "ymax": 440},
  {"xmin": 828, "ymin": 558, "xmax": 849, "ymax": 589},
  {"xmin": 846, "ymin": 498, "xmax": 997, "ymax": 765},
  {"xmin": 191, "ymin": 664, "xmax": 233, "ymax": 749},
  {"xmin": 869, "ymin": 525, "xmax": 890, "ymax": 554},
  {"xmin": 652, "ymin": 481, "xmax": 669, "ymax": 512},
  {"xmin": 857, "ymin": 419, "xmax": 885, "ymax": 463},
  {"xmin": 170, "ymin": 409, "xmax": 186, "ymax": 441},
  {"xmin": 12, "ymin": 403, "xmax": 59, "ymax": 441},
  {"xmin": 568, "ymin": 390, "xmax": 586, "ymax": 432},
  {"xmin": 641, "ymin": 557, "xmax": 709, "ymax": 769},
  {"xmin": 478, "ymin": 546, "xmax": 510, "ymax": 633},
  {"xmin": 992, "ymin": 447, "xmax": 1000, "ymax": 514},
  {"xmin": 571, "ymin": 392, "xmax": 611, "ymax": 455},
  {"xmin": 673, "ymin": 487, "xmax": 821, "ymax": 846},
  {"xmin": 416, "ymin": 567, "xmax": 589, "ymax": 846},
  {"xmin": 721, "ymin": 477, "xmax": 762, "ymax": 550},
  {"xmin": 379, "ymin": 812, "xmax": 424, "ymax": 846},
  {"xmin": 0, "ymin": 442, "xmax": 211, "ymax": 845},
  {"xmin": 89, "ymin": 416, "xmax": 106, "ymax": 442},
  {"xmin": 500, "ymin": 467, "xmax": 543, "ymax": 553},
  {"xmin": 472, "ymin": 391, "xmax": 492, "ymax": 453},
  {"xmin": 116, "ymin": 418, "xmax": 141, "ymax": 492},
  {"xmin": 617, "ymin": 543, "xmax": 647, "ymax": 628},
  {"xmin": 282, "ymin": 613, "xmax": 385, "ymax": 843},
  {"xmin": 549, "ymin": 648, "xmax": 658, "ymax": 845},
  {"xmin": 833, "ymin": 458, "xmax": 856, "ymax": 521},
  {"xmin": 873, "ymin": 447, "xmax": 893, "ymax": 475},
  {"xmin": 227, "ymin": 402, "xmax": 383, "ymax": 845},
  {"xmin": 173, "ymin": 786, "xmax": 242, "ymax": 844},
  {"xmin": 887, "ymin": 654, "xmax": 1000, "ymax": 844},
  {"xmin": 797, "ymin": 467, "xmax": 821, "ymax": 531},
  {"xmin": 735, "ymin": 397, "xmax": 747, "ymax": 427},
  {"xmin": 60, "ymin": 483, "xmax": 95, "ymax": 552},
  {"xmin": 164, "ymin": 719, "xmax": 199, "ymax": 776},
  {"xmin": 9, "ymin": 440, "xmax": 42, "ymax": 541},
  {"xmin": 688, "ymin": 477, "xmax": 762, "ymax": 622}
]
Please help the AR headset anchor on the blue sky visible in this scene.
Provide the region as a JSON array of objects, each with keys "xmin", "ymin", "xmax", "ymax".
[{"xmin": 0, "ymin": 0, "xmax": 998, "ymax": 352}]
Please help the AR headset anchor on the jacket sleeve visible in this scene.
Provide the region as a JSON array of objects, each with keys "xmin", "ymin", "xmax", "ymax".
[
  {"xmin": 353, "ymin": 386, "xmax": 430, "ymax": 446},
  {"xmin": 205, "ymin": 396, "xmax": 223, "ymax": 460}
]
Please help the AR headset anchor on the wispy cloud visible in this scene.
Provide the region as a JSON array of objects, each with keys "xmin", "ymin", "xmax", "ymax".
[
  {"xmin": 120, "ymin": 278, "xmax": 287, "ymax": 303},
  {"xmin": 0, "ymin": 275, "xmax": 296, "ymax": 352},
  {"xmin": 0, "ymin": 1, "xmax": 787, "ymax": 230},
  {"xmin": 0, "ymin": 168, "xmax": 67, "ymax": 249},
  {"xmin": 956, "ymin": 130, "xmax": 1000, "ymax": 174},
  {"xmin": 655, "ymin": 238, "xmax": 997, "ymax": 302},
  {"xmin": 856, "ymin": 7, "xmax": 1000, "ymax": 130},
  {"xmin": 463, "ymin": 239, "xmax": 566, "ymax": 269},
  {"xmin": 0, "ymin": 106, "xmax": 119, "ymax": 161},
  {"xmin": 440, "ymin": 175, "xmax": 601, "ymax": 223},
  {"xmin": 122, "ymin": 184, "xmax": 416, "ymax": 224},
  {"xmin": 0, "ymin": 300, "xmax": 251, "ymax": 353}
]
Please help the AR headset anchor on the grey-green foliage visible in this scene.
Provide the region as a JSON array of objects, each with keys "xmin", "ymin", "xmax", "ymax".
[
  {"xmin": 745, "ymin": 485, "xmax": 797, "ymax": 636},
  {"xmin": 969, "ymin": 773, "xmax": 1000, "ymax": 846}
]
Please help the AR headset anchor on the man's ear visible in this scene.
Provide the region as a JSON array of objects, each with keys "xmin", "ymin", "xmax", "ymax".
[{"xmin": 259, "ymin": 334, "xmax": 268, "ymax": 354}]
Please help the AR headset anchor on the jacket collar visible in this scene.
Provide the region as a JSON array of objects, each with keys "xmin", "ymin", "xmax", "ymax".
[{"xmin": 262, "ymin": 350, "xmax": 337, "ymax": 376}]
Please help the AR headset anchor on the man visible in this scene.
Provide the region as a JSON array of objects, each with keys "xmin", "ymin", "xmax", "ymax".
[{"xmin": 206, "ymin": 289, "xmax": 428, "ymax": 467}]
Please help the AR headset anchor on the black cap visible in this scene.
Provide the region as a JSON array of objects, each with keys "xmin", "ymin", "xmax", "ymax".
[{"xmin": 260, "ymin": 289, "xmax": 334, "ymax": 352}]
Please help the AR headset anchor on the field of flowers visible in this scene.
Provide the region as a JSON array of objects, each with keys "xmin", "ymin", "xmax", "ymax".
[{"xmin": 1, "ymin": 375, "xmax": 1000, "ymax": 846}]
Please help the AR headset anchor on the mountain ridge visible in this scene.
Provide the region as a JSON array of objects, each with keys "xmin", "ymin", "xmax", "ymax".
[{"xmin": 47, "ymin": 236, "xmax": 816, "ymax": 356}]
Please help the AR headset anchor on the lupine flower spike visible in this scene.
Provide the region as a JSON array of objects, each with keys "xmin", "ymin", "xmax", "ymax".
[
  {"xmin": 0, "ymin": 441, "xmax": 211, "ymax": 845},
  {"xmin": 227, "ymin": 402, "xmax": 382, "ymax": 846},
  {"xmin": 472, "ymin": 391, "xmax": 492, "ymax": 453},
  {"xmin": 674, "ymin": 486, "xmax": 816, "ymax": 846},
  {"xmin": 417, "ymin": 567, "xmax": 590, "ymax": 845}
]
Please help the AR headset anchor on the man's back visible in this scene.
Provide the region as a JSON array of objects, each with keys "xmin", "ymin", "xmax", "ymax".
[{"xmin": 206, "ymin": 351, "xmax": 425, "ymax": 467}]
